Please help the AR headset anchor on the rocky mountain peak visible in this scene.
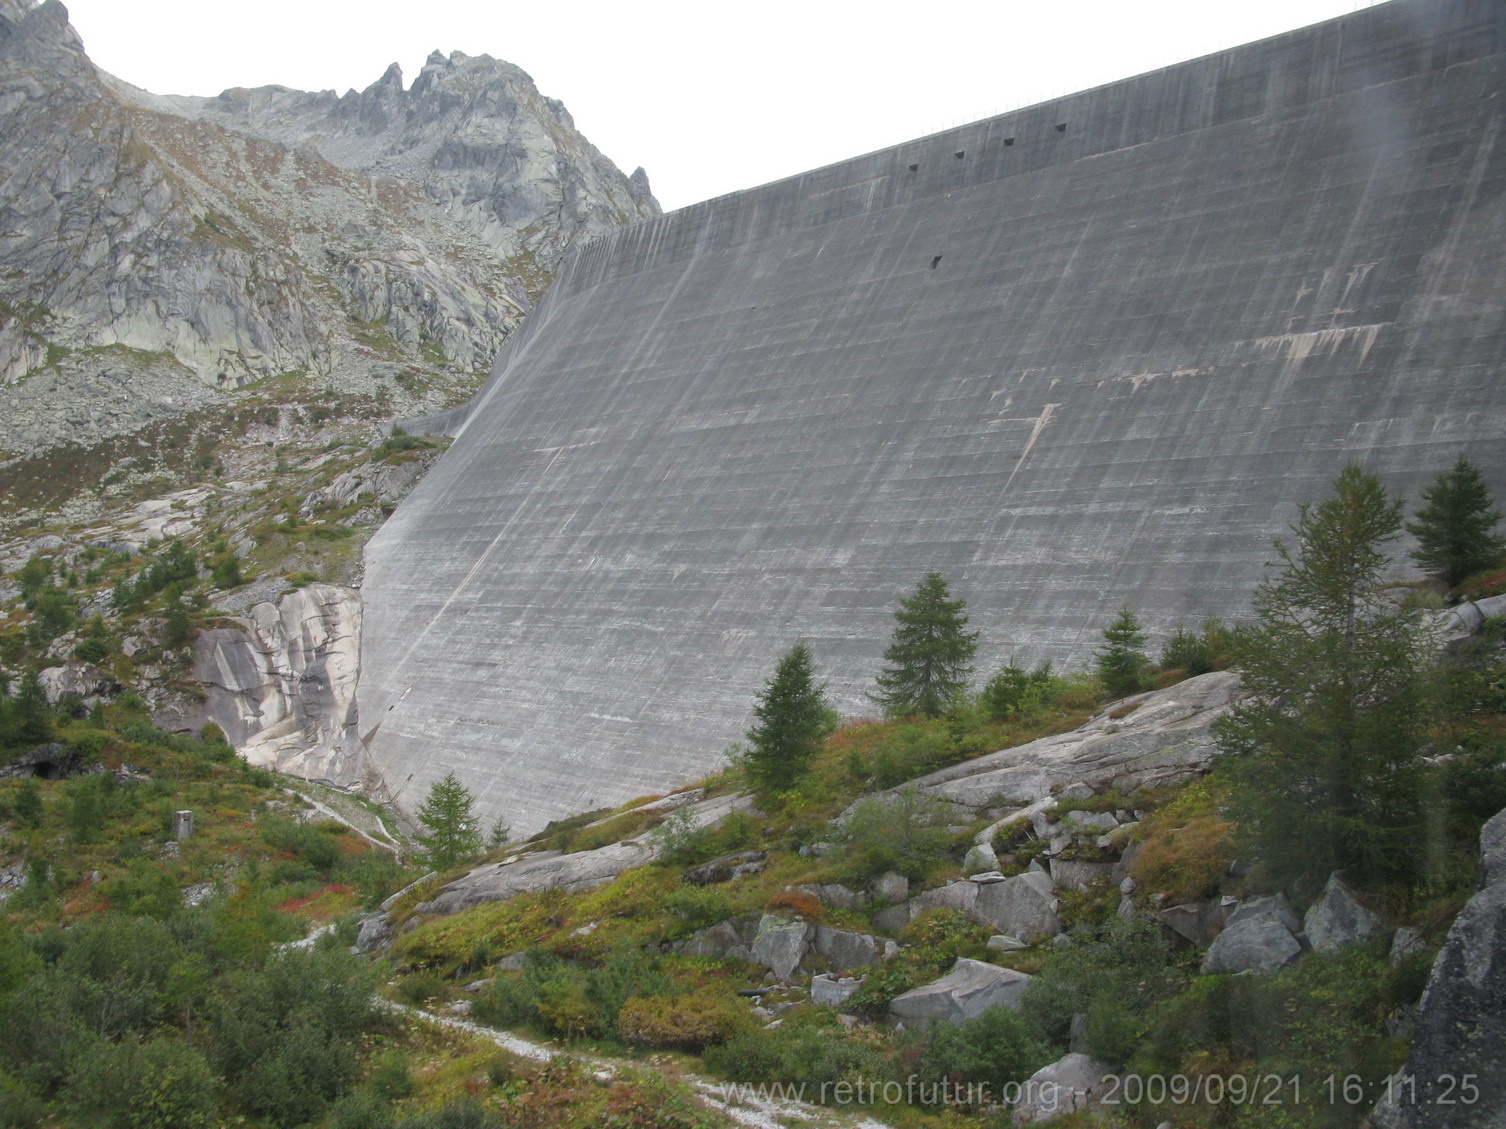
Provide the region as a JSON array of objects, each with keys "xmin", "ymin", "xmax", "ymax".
[
  {"xmin": 0, "ymin": 2, "xmax": 657, "ymax": 474},
  {"xmin": 0, "ymin": 0, "xmax": 89, "ymax": 77},
  {"xmin": 176, "ymin": 48, "xmax": 658, "ymax": 268}
]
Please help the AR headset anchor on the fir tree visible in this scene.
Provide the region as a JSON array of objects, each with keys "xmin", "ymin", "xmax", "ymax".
[
  {"xmin": 9, "ymin": 672, "xmax": 51, "ymax": 747},
  {"xmin": 871, "ymin": 572, "xmax": 979, "ymax": 718},
  {"xmin": 744, "ymin": 642, "xmax": 835, "ymax": 793},
  {"xmin": 1096, "ymin": 606, "xmax": 1149, "ymax": 697},
  {"xmin": 164, "ymin": 594, "xmax": 194, "ymax": 650},
  {"xmin": 415, "ymin": 773, "xmax": 482, "ymax": 869},
  {"xmin": 12, "ymin": 780, "xmax": 42, "ymax": 828},
  {"xmin": 1217, "ymin": 463, "xmax": 1430, "ymax": 885},
  {"xmin": 1407, "ymin": 455, "xmax": 1506, "ymax": 589}
]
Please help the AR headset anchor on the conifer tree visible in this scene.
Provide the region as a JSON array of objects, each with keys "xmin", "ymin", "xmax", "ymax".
[
  {"xmin": 744, "ymin": 642, "xmax": 835, "ymax": 792},
  {"xmin": 872, "ymin": 572, "xmax": 979, "ymax": 718},
  {"xmin": 1407, "ymin": 455, "xmax": 1506, "ymax": 589},
  {"xmin": 1217, "ymin": 463, "xmax": 1429, "ymax": 885},
  {"xmin": 1096, "ymin": 606, "xmax": 1149, "ymax": 697},
  {"xmin": 415, "ymin": 773, "xmax": 483, "ymax": 869},
  {"xmin": 9, "ymin": 672, "xmax": 51, "ymax": 747},
  {"xmin": 164, "ymin": 594, "xmax": 194, "ymax": 650}
]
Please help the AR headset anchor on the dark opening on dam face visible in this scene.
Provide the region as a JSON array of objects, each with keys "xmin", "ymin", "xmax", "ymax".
[{"xmin": 359, "ymin": 0, "xmax": 1506, "ymax": 834}]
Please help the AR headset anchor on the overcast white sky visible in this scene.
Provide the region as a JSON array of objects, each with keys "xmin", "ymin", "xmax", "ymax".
[{"xmin": 62, "ymin": 0, "xmax": 1382, "ymax": 212}]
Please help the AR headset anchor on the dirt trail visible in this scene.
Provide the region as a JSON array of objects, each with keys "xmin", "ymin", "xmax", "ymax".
[{"xmin": 386, "ymin": 1001, "xmax": 893, "ymax": 1129}]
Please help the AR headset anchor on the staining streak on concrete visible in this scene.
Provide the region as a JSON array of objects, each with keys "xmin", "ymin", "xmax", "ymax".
[{"xmin": 361, "ymin": 0, "xmax": 1506, "ymax": 832}]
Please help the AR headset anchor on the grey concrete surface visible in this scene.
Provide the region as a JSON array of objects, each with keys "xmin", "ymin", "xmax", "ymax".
[{"xmin": 360, "ymin": 0, "xmax": 1506, "ymax": 833}]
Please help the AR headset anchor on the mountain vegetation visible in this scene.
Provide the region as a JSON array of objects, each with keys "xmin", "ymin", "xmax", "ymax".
[
  {"xmin": 871, "ymin": 572, "xmax": 980, "ymax": 719},
  {"xmin": 1407, "ymin": 455, "xmax": 1506, "ymax": 591},
  {"xmin": 0, "ymin": 460, "xmax": 1501, "ymax": 1126}
]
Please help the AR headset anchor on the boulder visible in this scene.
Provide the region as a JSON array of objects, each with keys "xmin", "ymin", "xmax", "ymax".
[
  {"xmin": 810, "ymin": 973, "xmax": 866, "ymax": 1007},
  {"xmin": 973, "ymin": 871, "xmax": 1062, "ymax": 941},
  {"xmin": 1048, "ymin": 858, "xmax": 1116, "ymax": 891},
  {"xmin": 1202, "ymin": 895, "xmax": 1302, "ymax": 974},
  {"xmin": 1059, "ymin": 810, "xmax": 1119, "ymax": 837},
  {"xmin": 986, "ymin": 934, "xmax": 1027, "ymax": 952},
  {"xmin": 877, "ymin": 672, "xmax": 1241, "ymax": 815},
  {"xmin": 354, "ymin": 911, "xmax": 394, "ymax": 954},
  {"xmin": 684, "ymin": 850, "xmax": 767, "ymax": 885},
  {"xmin": 416, "ymin": 838, "xmax": 656, "ymax": 914},
  {"xmin": 963, "ymin": 842, "xmax": 1000, "ymax": 874},
  {"xmin": 811, "ymin": 926, "xmax": 896, "ymax": 972},
  {"xmin": 750, "ymin": 915, "xmax": 812, "ymax": 980},
  {"xmin": 1229, "ymin": 893, "xmax": 1302, "ymax": 933},
  {"xmin": 872, "ymin": 903, "xmax": 912, "ymax": 934},
  {"xmin": 888, "ymin": 958, "xmax": 1032, "ymax": 1026},
  {"xmin": 681, "ymin": 916, "xmax": 759, "ymax": 963},
  {"xmin": 872, "ymin": 871, "xmax": 909, "ymax": 904},
  {"xmin": 1303, "ymin": 873, "xmax": 1385, "ymax": 955},
  {"xmin": 876, "ymin": 880, "xmax": 980, "ymax": 933},
  {"xmin": 1157, "ymin": 897, "xmax": 1235, "ymax": 948},
  {"xmin": 1011, "ymin": 1053, "xmax": 1117, "ymax": 1122},
  {"xmin": 1388, "ymin": 926, "xmax": 1425, "ymax": 967}
]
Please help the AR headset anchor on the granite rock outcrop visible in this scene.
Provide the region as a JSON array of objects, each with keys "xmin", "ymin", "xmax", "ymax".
[
  {"xmin": 193, "ymin": 582, "xmax": 366, "ymax": 787},
  {"xmin": 0, "ymin": 0, "xmax": 656, "ymax": 457}
]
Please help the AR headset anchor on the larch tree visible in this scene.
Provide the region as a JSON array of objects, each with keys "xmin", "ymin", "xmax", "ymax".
[
  {"xmin": 1217, "ymin": 463, "xmax": 1431, "ymax": 885},
  {"xmin": 415, "ymin": 773, "xmax": 484, "ymax": 870},
  {"xmin": 871, "ymin": 572, "xmax": 979, "ymax": 718}
]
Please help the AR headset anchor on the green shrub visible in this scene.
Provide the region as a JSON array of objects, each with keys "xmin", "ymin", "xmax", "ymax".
[
  {"xmin": 473, "ymin": 949, "xmax": 711, "ymax": 1044},
  {"xmin": 844, "ymin": 963, "xmax": 920, "ymax": 1019},
  {"xmin": 979, "ymin": 660, "xmax": 1062, "ymax": 721},
  {"xmin": 329, "ymin": 1088, "xmax": 396, "ymax": 1129},
  {"xmin": 1133, "ymin": 950, "xmax": 1403, "ymax": 1129},
  {"xmin": 260, "ymin": 817, "xmax": 340, "ymax": 874},
  {"xmin": 12, "ymin": 781, "xmax": 42, "ymax": 828},
  {"xmin": 73, "ymin": 638, "xmax": 110, "ymax": 663},
  {"xmin": 898, "ymin": 1006, "xmax": 1051, "ymax": 1102},
  {"xmin": 369, "ymin": 1049, "xmax": 415, "ymax": 1099},
  {"xmin": 839, "ymin": 786, "xmax": 951, "ymax": 880},
  {"xmin": 617, "ymin": 990, "xmax": 752, "ymax": 1050},
  {"xmin": 706, "ymin": 1009, "xmax": 888, "ymax": 1096},
  {"xmin": 66, "ymin": 1034, "xmax": 219, "ymax": 1129},
  {"xmin": 1020, "ymin": 915, "xmax": 1190, "ymax": 1066},
  {"xmin": 665, "ymin": 883, "xmax": 732, "ymax": 930},
  {"xmin": 0, "ymin": 1068, "xmax": 45, "ymax": 1128},
  {"xmin": 211, "ymin": 946, "xmax": 376, "ymax": 1126},
  {"xmin": 396, "ymin": 971, "xmax": 447, "ymax": 1006},
  {"xmin": 899, "ymin": 908, "xmax": 989, "ymax": 970}
]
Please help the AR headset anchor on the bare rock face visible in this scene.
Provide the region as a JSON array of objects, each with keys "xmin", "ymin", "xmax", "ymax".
[
  {"xmin": 174, "ymin": 51, "xmax": 659, "ymax": 272},
  {"xmin": 882, "ymin": 673, "xmax": 1242, "ymax": 820},
  {"xmin": 0, "ymin": 0, "xmax": 656, "ymax": 456},
  {"xmin": 1370, "ymin": 807, "xmax": 1506, "ymax": 1128},
  {"xmin": 193, "ymin": 583, "xmax": 365, "ymax": 786}
]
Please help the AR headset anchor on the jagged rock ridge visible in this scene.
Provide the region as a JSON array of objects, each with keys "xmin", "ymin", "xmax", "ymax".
[
  {"xmin": 0, "ymin": 0, "xmax": 657, "ymax": 458},
  {"xmin": 167, "ymin": 50, "xmax": 658, "ymax": 271}
]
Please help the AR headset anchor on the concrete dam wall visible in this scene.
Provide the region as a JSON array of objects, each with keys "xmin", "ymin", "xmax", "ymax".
[{"xmin": 360, "ymin": 0, "xmax": 1506, "ymax": 833}]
